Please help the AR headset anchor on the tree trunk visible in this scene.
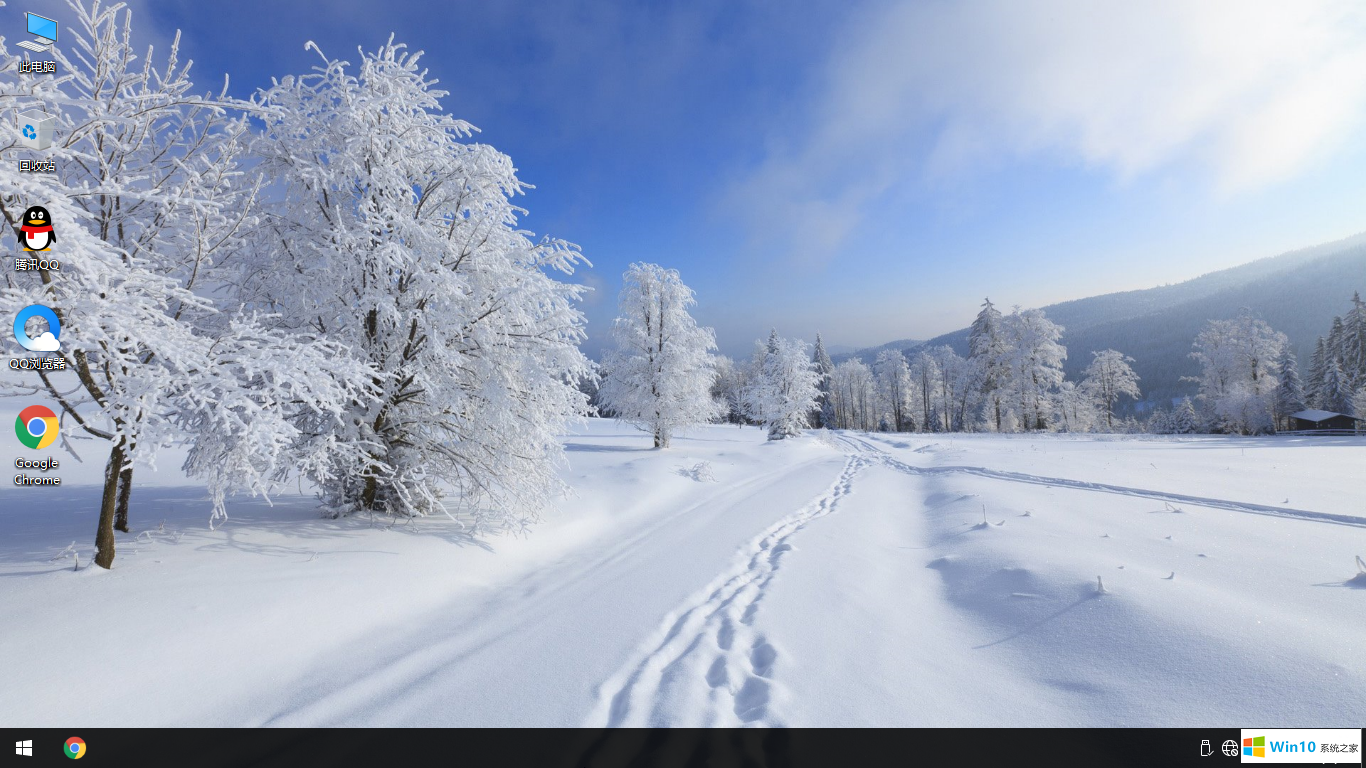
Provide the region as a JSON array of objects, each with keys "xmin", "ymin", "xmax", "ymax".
[
  {"xmin": 95, "ymin": 440, "xmax": 127, "ymax": 569},
  {"xmin": 654, "ymin": 429, "xmax": 668, "ymax": 449},
  {"xmin": 114, "ymin": 461, "xmax": 134, "ymax": 532}
]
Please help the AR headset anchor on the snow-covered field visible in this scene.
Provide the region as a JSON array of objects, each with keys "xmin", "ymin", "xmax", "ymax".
[{"xmin": 2, "ymin": 419, "xmax": 1363, "ymax": 727}]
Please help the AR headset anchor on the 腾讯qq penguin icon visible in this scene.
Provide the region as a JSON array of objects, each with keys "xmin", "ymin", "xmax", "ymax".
[{"xmin": 19, "ymin": 205, "xmax": 57, "ymax": 251}]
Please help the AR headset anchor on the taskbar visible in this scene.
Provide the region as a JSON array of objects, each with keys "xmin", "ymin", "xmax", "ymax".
[{"xmin": 3, "ymin": 727, "xmax": 1362, "ymax": 767}]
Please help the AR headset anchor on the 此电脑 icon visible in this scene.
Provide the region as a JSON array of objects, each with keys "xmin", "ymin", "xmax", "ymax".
[{"xmin": 17, "ymin": 12, "xmax": 57, "ymax": 52}]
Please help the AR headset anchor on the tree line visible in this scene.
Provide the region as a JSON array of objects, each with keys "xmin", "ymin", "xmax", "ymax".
[{"xmin": 592, "ymin": 269, "xmax": 1366, "ymax": 443}]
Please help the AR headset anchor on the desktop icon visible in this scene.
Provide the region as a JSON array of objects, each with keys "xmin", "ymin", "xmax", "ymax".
[
  {"xmin": 63, "ymin": 737, "xmax": 84, "ymax": 760},
  {"xmin": 14, "ymin": 304, "xmax": 61, "ymax": 351},
  {"xmin": 16, "ymin": 405, "xmax": 59, "ymax": 450},
  {"xmin": 18, "ymin": 205, "xmax": 57, "ymax": 250},
  {"xmin": 18, "ymin": 12, "xmax": 57, "ymax": 52},
  {"xmin": 17, "ymin": 110, "xmax": 54, "ymax": 151}
]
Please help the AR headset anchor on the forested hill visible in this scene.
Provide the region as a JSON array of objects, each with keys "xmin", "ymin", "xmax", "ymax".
[
  {"xmin": 830, "ymin": 337, "xmax": 923, "ymax": 364},
  {"xmin": 841, "ymin": 231, "xmax": 1366, "ymax": 409}
]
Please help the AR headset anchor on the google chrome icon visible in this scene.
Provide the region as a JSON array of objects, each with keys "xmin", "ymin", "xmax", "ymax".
[
  {"xmin": 64, "ymin": 736, "xmax": 86, "ymax": 759},
  {"xmin": 16, "ymin": 405, "xmax": 59, "ymax": 450}
]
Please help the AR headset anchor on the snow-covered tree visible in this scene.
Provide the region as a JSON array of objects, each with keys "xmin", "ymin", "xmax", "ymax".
[
  {"xmin": 1306, "ymin": 337, "xmax": 1330, "ymax": 409},
  {"xmin": 1, "ymin": 2, "xmax": 366, "ymax": 568},
  {"xmin": 1056, "ymin": 381, "xmax": 1099, "ymax": 433},
  {"xmin": 1353, "ymin": 386, "xmax": 1366, "ymax": 424},
  {"xmin": 829, "ymin": 359, "xmax": 876, "ymax": 431},
  {"xmin": 244, "ymin": 40, "xmax": 593, "ymax": 522},
  {"xmin": 811, "ymin": 334, "xmax": 836, "ymax": 428},
  {"xmin": 1272, "ymin": 347, "xmax": 1306, "ymax": 431},
  {"xmin": 968, "ymin": 298, "xmax": 1009, "ymax": 431},
  {"xmin": 929, "ymin": 345, "xmax": 974, "ymax": 432},
  {"xmin": 744, "ymin": 331, "xmax": 820, "ymax": 439},
  {"xmin": 1318, "ymin": 360, "xmax": 1354, "ymax": 415},
  {"xmin": 1001, "ymin": 307, "xmax": 1067, "ymax": 431},
  {"xmin": 599, "ymin": 263, "xmax": 720, "ymax": 448},
  {"xmin": 711, "ymin": 355, "xmax": 749, "ymax": 426},
  {"xmin": 1171, "ymin": 397, "xmax": 1200, "ymax": 434},
  {"xmin": 1189, "ymin": 311, "xmax": 1286, "ymax": 434},
  {"xmin": 1081, "ymin": 349, "xmax": 1141, "ymax": 431},
  {"xmin": 1342, "ymin": 292, "xmax": 1366, "ymax": 390},
  {"xmin": 910, "ymin": 350, "xmax": 940, "ymax": 432},
  {"xmin": 874, "ymin": 349, "xmax": 912, "ymax": 432},
  {"xmin": 1147, "ymin": 407, "xmax": 1172, "ymax": 434}
]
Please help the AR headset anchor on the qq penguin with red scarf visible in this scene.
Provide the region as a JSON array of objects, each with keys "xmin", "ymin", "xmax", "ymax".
[{"xmin": 18, "ymin": 205, "xmax": 57, "ymax": 251}]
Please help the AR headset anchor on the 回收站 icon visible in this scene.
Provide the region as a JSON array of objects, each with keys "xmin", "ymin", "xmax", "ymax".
[{"xmin": 17, "ymin": 110, "xmax": 54, "ymax": 151}]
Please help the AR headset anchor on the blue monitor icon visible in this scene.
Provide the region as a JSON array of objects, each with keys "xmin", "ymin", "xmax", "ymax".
[{"xmin": 26, "ymin": 12, "xmax": 58, "ymax": 45}]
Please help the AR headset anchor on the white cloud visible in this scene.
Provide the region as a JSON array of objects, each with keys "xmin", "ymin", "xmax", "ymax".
[
  {"xmin": 29, "ymin": 331, "xmax": 60, "ymax": 352},
  {"xmin": 729, "ymin": 0, "xmax": 1366, "ymax": 260}
]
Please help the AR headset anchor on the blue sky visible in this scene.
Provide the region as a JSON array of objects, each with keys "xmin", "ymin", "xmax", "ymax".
[{"xmin": 28, "ymin": 0, "xmax": 1366, "ymax": 357}]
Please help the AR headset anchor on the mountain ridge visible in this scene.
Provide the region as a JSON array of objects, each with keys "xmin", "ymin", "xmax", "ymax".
[{"xmin": 835, "ymin": 230, "xmax": 1366, "ymax": 410}]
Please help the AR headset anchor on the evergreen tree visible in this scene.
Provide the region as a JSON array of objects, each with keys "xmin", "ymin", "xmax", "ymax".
[
  {"xmin": 1147, "ymin": 407, "xmax": 1172, "ymax": 434},
  {"xmin": 1306, "ymin": 337, "xmax": 1330, "ymax": 409},
  {"xmin": 1171, "ymin": 397, "xmax": 1200, "ymax": 434},
  {"xmin": 744, "ymin": 332, "xmax": 821, "ymax": 440},
  {"xmin": 1272, "ymin": 347, "xmax": 1306, "ymax": 430},
  {"xmin": 1342, "ymin": 292, "xmax": 1366, "ymax": 390},
  {"xmin": 968, "ymin": 298, "xmax": 1008, "ymax": 431},
  {"xmin": 1319, "ymin": 360, "xmax": 1353, "ymax": 414},
  {"xmin": 811, "ymin": 334, "xmax": 836, "ymax": 428}
]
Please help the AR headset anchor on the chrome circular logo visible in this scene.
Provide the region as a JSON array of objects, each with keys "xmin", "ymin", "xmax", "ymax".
[
  {"xmin": 65, "ymin": 736, "xmax": 86, "ymax": 759},
  {"xmin": 13, "ymin": 304, "xmax": 62, "ymax": 352},
  {"xmin": 16, "ymin": 404, "xmax": 59, "ymax": 450}
]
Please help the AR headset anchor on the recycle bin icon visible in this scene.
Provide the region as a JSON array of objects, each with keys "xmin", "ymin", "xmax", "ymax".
[{"xmin": 18, "ymin": 110, "xmax": 54, "ymax": 151}]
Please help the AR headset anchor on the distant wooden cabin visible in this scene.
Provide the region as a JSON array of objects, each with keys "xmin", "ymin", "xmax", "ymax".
[{"xmin": 1287, "ymin": 409, "xmax": 1363, "ymax": 432}]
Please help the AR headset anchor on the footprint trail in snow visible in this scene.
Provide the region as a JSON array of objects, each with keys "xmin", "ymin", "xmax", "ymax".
[{"xmin": 587, "ymin": 454, "xmax": 869, "ymax": 727}]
